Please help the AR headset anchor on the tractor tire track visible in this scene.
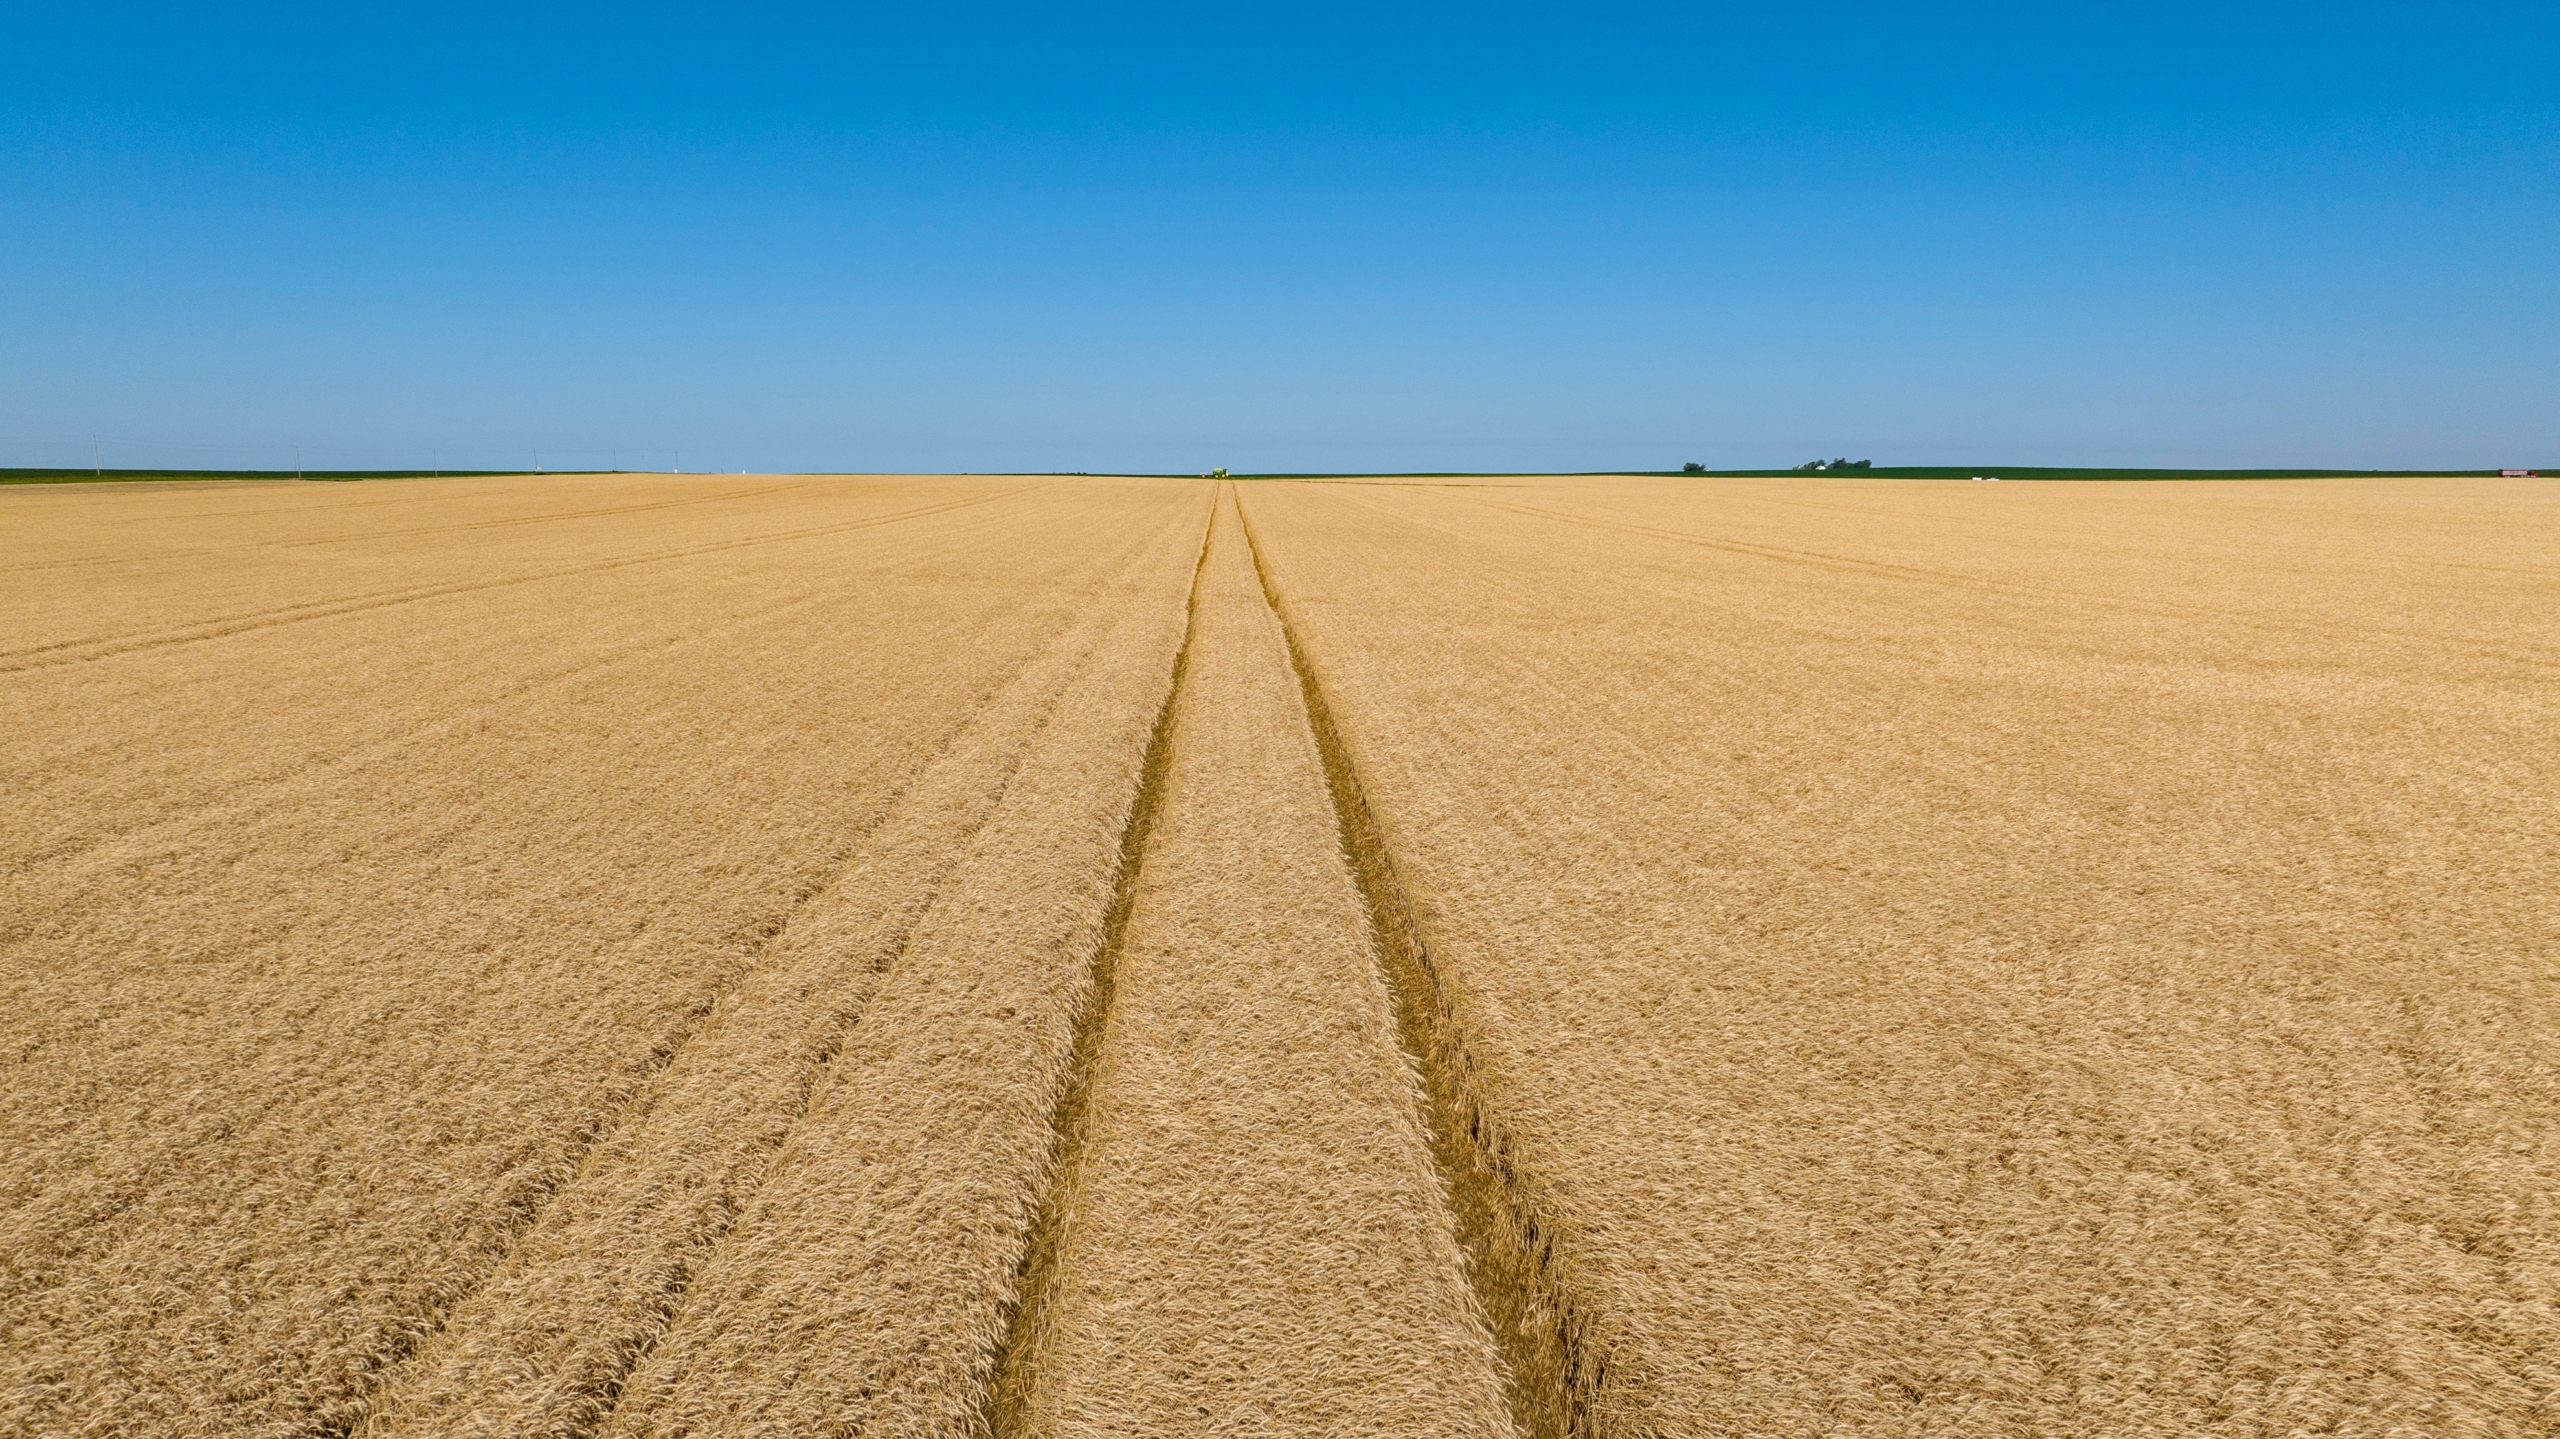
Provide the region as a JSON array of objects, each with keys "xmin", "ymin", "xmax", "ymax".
[
  {"xmin": 977, "ymin": 491, "xmax": 1215, "ymax": 1439},
  {"xmin": 1237, "ymin": 490, "xmax": 1640, "ymax": 1439}
]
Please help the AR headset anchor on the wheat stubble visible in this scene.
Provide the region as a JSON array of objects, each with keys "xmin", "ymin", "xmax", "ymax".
[
  {"xmin": 0, "ymin": 475, "xmax": 1208, "ymax": 1438},
  {"xmin": 1239, "ymin": 475, "xmax": 2560, "ymax": 1436},
  {"xmin": 9, "ymin": 470, "xmax": 2554, "ymax": 1438}
]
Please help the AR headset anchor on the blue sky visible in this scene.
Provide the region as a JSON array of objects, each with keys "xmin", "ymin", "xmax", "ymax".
[{"xmin": 6, "ymin": 3, "xmax": 2554, "ymax": 473}]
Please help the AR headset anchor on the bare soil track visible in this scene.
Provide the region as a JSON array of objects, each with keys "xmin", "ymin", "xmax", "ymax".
[{"xmin": 4, "ymin": 472, "xmax": 2555, "ymax": 1437}]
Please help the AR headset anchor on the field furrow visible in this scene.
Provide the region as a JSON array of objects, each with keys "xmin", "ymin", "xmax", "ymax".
[
  {"xmin": 349, "ymin": 536, "xmax": 1192, "ymax": 1439},
  {"xmin": 594, "ymin": 488, "xmax": 1213, "ymax": 1438}
]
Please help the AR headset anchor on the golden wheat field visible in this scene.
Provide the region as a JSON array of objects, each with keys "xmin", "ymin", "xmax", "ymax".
[{"xmin": 3, "ymin": 471, "xmax": 2554, "ymax": 1438}]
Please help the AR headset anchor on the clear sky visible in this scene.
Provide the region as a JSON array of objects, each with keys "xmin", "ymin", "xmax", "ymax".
[{"xmin": 6, "ymin": 3, "xmax": 2554, "ymax": 474}]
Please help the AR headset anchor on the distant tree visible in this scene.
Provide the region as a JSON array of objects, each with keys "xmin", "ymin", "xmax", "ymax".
[{"xmin": 1682, "ymin": 461, "xmax": 1706, "ymax": 473}]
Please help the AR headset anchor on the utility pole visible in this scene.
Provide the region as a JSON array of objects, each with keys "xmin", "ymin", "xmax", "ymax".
[
  {"xmin": 432, "ymin": 448, "xmax": 438, "ymax": 477},
  {"xmin": 296, "ymin": 446, "xmax": 302, "ymax": 480},
  {"xmin": 92, "ymin": 436, "xmax": 101, "ymax": 477},
  {"xmin": 535, "ymin": 445, "xmax": 542, "ymax": 475}
]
